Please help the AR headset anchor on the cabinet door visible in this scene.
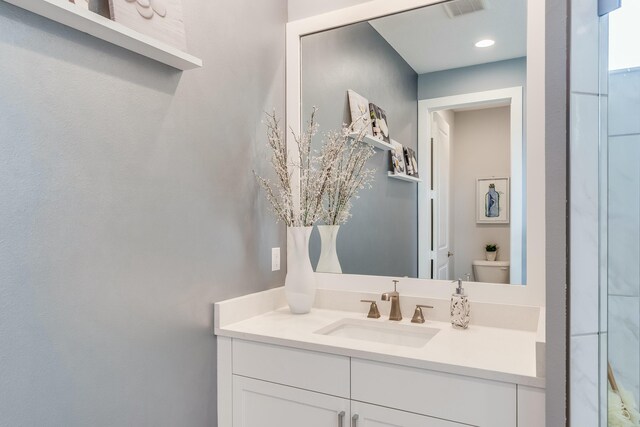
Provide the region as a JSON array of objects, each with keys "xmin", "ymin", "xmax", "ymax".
[
  {"xmin": 233, "ymin": 376, "xmax": 350, "ymax": 427},
  {"xmin": 351, "ymin": 401, "xmax": 466, "ymax": 427}
]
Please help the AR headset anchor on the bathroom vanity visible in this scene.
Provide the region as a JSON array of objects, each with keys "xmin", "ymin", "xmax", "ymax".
[
  {"xmin": 222, "ymin": 1, "xmax": 549, "ymax": 424},
  {"xmin": 215, "ymin": 287, "xmax": 545, "ymax": 427}
]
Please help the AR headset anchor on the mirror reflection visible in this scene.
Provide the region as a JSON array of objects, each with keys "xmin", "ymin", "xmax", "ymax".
[{"xmin": 301, "ymin": 0, "xmax": 527, "ymax": 284}]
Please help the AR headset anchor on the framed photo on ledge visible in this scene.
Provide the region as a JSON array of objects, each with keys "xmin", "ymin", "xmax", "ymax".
[{"xmin": 476, "ymin": 177, "xmax": 510, "ymax": 224}]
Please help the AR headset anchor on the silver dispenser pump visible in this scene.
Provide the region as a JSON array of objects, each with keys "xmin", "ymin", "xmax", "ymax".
[{"xmin": 452, "ymin": 278, "xmax": 465, "ymax": 295}]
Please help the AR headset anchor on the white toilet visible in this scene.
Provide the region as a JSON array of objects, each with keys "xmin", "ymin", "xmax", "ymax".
[{"xmin": 472, "ymin": 260, "xmax": 510, "ymax": 284}]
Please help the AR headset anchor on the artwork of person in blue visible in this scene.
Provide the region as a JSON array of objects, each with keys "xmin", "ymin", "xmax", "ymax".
[{"xmin": 485, "ymin": 183, "xmax": 500, "ymax": 218}]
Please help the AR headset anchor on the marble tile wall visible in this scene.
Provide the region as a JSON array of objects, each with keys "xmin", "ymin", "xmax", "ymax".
[
  {"xmin": 607, "ymin": 69, "xmax": 640, "ymax": 407},
  {"xmin": 571, "ymin": 4, "xmax": 640, "ymax": 423},
  {"xmin": 569, "ymin": 1, "xmax": 606, "ymax": 425}
]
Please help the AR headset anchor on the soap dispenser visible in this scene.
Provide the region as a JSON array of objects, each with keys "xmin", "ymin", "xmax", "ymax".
[{"xmin": 450, "ymin": 278, "xmax": 470, "ymax": 329}]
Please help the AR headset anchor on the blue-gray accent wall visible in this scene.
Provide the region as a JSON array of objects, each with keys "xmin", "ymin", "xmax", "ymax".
[
  {"xmin": 0, "ymin": 1, "xmax": 287, "ymax": 425},
  {"xmin": 418, "ymin": 57, "xmax": 527, "ymax": 100},
  {"xmin": 301, "ymin": 22, "xmax": 419, "ymax": 278}
]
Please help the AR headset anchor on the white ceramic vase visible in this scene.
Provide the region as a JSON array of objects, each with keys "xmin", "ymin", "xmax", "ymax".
[
  {"xmin": 285, "ymin": 226, "xmax": 316, "ymax": 314},
  {"xmin": 316, "ymin": 225, "xmax": 342, "ymax": 274},
  {"xmin": 486, "ymin": 251, "xmax": 497, "ymax": 261}
]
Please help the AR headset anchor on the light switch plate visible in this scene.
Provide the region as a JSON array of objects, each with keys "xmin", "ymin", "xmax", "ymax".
[{"xmin": 271, "ymin": 247, "xmax": 280, "ymax": 271}]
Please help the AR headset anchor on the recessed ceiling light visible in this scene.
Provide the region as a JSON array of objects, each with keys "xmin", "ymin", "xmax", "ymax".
[{"xmin": 475, "ymin": 39, "xmax": 495, "ymax": 48}]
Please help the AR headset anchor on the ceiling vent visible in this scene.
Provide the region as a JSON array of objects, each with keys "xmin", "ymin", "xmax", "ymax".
[{"xmin": 443, "ymin": 0, "xmax": 488, "ymax": 18}]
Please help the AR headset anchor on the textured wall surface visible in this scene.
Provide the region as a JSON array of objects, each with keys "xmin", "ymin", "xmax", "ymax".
[
  {"xmin": 301, "ymin": 22, "xmax": 418, "ymax": 278},
  {"xmin": 0, "ymin": 1, "xmax": 286, "ymax": 425}
]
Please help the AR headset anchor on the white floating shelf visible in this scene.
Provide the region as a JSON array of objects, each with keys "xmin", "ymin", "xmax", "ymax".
[
  {"xmin": 388, "ymin": 172, "xmax": 422, "ymax": 183},
  {"xmin": 349, "ymin": 132, "xmax": 393, "ymax": 151},
  {"xmin": 5, "ymin": 0, "xmax": 203, "ymax": 70}
]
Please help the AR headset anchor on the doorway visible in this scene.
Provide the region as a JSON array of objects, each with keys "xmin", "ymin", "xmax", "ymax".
[{"xmin": 417, "ymin": 87, "xmax": 525, "ymax": 283}]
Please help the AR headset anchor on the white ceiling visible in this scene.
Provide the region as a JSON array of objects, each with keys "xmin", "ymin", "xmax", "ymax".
[{"xmin": 369, "ymin": 0, "xmax": 527, "ymax": 74}]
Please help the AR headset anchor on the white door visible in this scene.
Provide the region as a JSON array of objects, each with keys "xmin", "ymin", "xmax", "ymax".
[
  {"xmin": 432, "ymin": 112, "xmax": 452, "ymax": 280},
  {"xmin": 351, "ymin": 401, "xmax": 466, "ymax": 426},
  {"xmin": 233, "ymin": 376, "xmax": 350, "ymax": 427}
]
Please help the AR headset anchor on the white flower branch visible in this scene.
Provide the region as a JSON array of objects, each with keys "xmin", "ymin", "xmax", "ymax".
[{"xmin": 255, "ymin": 109, "xmax": 375, "ymax": 228}]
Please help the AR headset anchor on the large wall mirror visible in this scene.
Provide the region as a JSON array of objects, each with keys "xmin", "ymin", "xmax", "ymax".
[{"xmin": 289, "ymin": 0, "xmax": 541, "ymax": 289}]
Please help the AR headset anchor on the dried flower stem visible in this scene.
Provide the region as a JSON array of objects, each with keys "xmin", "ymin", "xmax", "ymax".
[{"xmin": 256, "ymin": 108, "xmax": 344, "ymax": 227}]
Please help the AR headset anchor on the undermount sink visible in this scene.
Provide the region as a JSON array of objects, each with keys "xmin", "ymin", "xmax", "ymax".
[{"xmin": 314, "ymin": 318, "xmax": 439, "ymax": 348}]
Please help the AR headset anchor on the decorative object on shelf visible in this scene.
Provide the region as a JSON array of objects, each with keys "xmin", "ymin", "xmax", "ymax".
[
  {"xmin": 109, "ymin": 0, "xmax": 187, "ymax": 51},
  {"xmin": 254, "ymin": 108, "xmax": 343, "ymax": 313},
  {"xmin": 476, "ymin": 177, "xmax": 510, "ymax": 223},
  {"xmin": 318, "ymin": 125, "xmax": 375, "ymax": 273},
  {"xmin": 4, "ymin": 0, "xmax": 201, "ymax": 69},
  {"xmin": 389, "ymin": 140, "xmax": 406, "ymax": 175},
  {"xmin": 347, "ymin": 90, "xmax": 373, "ymax": 136},
  {"xmin": 450, "ymin": 278, "xmax": 470, "ymax": 329},
  {"xmin": 403, "ymin": 147, "xmax": 419, "ymax": 178},
  {"xmin": 369, "ymin": 103, "xmax": 390, "ymax": 143},
  {"xmin": 485, "ymin": 243, "xmax": 498, "ymax": 261}
]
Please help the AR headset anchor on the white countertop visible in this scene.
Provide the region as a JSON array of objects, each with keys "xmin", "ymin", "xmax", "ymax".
[{"xmin": 214, "ymin": 287, "xmax": 545, "ymax": 389}]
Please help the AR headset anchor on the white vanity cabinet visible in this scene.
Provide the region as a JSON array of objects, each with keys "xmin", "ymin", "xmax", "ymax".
[
  {"xmin": 352, "ymin": 402, "xmax": 466, "ymax": 427},
  {"xmin": 233, "ymin": 376, "xmax": 349, "ymax": 427},
  {"xmin": 232, "ymin": 376, "xmax": 465, "ymax": 427},
  {"xmin": 218, "ymin": 338, "xmax": 545, "ymax": 427}
]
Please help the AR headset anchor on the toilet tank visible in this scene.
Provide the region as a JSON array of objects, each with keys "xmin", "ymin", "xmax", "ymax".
[{"xmin": 472, "ymin": 260, "xmax": 510, "ymax": 284}]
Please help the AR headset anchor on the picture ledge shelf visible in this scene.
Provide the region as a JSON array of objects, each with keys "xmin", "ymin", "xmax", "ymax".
[
  {"xmin": 4, "ymin": 0, "xmax": 203, "ymax": 70},
  {"xmin": 388, "ymin": 172, "xmax": 422, "ymax": 183},
  {"xmin": 349, "ymin": 132, "xmax": 393, "ymax": 151}
]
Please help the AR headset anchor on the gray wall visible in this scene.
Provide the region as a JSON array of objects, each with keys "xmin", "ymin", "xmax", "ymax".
[
  {"xmin": 418, "ymin": 57, "xmax": 527, "ymax": 100},
  {"xmin": 301, "ymin": 22, "xmax": 418, "ymax": 277},
  {"xmin": 0, "ymin": 1, "xmax": 286, "ymax": 426},
  {"xmin": 452, "ymin": 107, "xmax": 511, "ymax": 281}
]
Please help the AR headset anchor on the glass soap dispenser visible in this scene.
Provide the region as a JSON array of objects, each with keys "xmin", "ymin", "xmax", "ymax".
[{"xmin": 450, "ymin": 278, "xmax": 470, "ymax": 329}]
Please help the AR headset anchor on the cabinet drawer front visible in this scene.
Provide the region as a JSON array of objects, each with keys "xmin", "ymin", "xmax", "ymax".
[
  {"xmin": 233, "ymin": 340, "xmax": 350, "ymax": 398},
  {"xmin": 351, "ymin": 359, "xmax": 516, "ymax": 427}
]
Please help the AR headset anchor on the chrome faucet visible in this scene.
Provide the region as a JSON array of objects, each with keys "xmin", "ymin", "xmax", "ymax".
[{"xmin": 381, "ymin": 280, "xmax": 402, "ymax": 321}]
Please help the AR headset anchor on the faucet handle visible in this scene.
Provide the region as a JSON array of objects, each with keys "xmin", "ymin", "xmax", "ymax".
[
  {"xmin": 411, "ymin": 304, "xmax": 434, "ymax": 324},
  {"xmin": 392, "ymin": 279, "xmax": 399, "ymax": 291},
  {"xmin": 361, "ymin": 300, "xmax": 381, "ymax": 319}
]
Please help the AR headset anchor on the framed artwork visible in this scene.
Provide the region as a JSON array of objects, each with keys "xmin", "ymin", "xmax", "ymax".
[
  {"xmin": 347, "ymin": 90, "xmax": 372, "ymax": 135},
  {"xmin": 368, "ymin": 102, "xmax": 390, "ymax": 143},
  {"xmin": 404, "ymin": 147, "xmax": 418, "ymax": 177},
  {"xmin": 389, "ymin": 140, "xmax": 406, "ymax": 175},
  {"xmin": 374, "ymin": 104, "xmax": 390, "ymax": 143},
  {"xmin": 108, "ymin": 0, "xmax": 187, "ymax": 51},
  {"xmin": 476, "ymin": 177, "xmax": 510, "ymax": 224}
]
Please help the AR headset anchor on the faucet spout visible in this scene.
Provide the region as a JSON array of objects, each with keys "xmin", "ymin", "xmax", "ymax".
[{"xmin": 381, "ymin": 281, "xmax": 402, "ymax": 321}]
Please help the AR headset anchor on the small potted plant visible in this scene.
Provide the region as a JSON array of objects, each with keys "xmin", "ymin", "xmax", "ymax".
[{"xmin": 485, "ymin": 244, "xmax": 498, "ymax": 261}]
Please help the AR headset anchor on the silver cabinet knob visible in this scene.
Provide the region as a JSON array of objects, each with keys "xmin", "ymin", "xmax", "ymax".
[
  {"xmin": 352, "ymin": 414, "xmax": 359, "ymax": 427},
  {"xmin": 338, "ymin": 411, "xmax": 345, "ymax": 427}
]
